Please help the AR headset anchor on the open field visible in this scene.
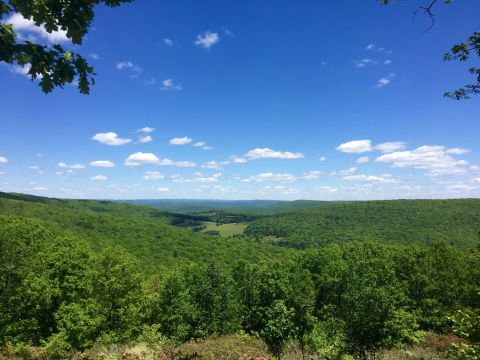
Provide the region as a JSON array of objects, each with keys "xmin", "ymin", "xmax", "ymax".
[{"xmin": 202, "ymin": 221, "xmax": 248, "ymax": 236}]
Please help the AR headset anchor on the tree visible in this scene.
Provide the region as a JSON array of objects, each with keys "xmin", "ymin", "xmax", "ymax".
[
  {"xmin": 0, "ymin": 0, "xmax": 132, "ymax": 94},
  {"xmin": 380, "ymin": 0, "xmax": 479, "ymax": 100},
  {"xmin": 260, "ymin": 300, "xmax": 295, "ymax": 360}
]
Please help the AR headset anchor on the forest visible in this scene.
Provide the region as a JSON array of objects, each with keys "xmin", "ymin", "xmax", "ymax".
[{"xmin": 1, "ymin": 193, "xmax": 480, "ymax": 359}]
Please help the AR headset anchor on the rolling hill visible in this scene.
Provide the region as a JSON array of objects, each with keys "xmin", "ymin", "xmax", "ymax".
[
  {"xmin": 0, "ymin": 192, "xmax": 289, "ymax": 272},
  {"xmin": 245, "ymin": 199, "xmax": 480, "ymax": 249}
]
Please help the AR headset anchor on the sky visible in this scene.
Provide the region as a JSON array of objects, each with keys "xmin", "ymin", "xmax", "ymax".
[{"xmin": 0, "ymin": 0, "xmax": 479, "ymax": 200}]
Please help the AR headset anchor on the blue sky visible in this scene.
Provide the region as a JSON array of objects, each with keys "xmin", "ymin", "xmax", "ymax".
[{"xmin": 1, "ymin": 0, "xmax": 479, "ymax": 200}]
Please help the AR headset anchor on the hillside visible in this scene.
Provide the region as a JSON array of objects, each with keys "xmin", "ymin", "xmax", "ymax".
[
  {"xmin": 0, "ymin": 192, "xmax": 289, "ymax": 271},
  {"xmin": 245, "ymin": 199, "xmax": 480, "ymax": 249},
  {"xmin": 123, "ymin": 199, "xmax": 331, "ymax": 215}
]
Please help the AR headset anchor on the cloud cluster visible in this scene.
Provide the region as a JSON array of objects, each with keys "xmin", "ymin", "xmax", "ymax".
[
  {"xmin": 124, "ymin": 152, "xmax": 196, "ymax": 168},
  {"xmin": 92, "ymin": 132, "xmax": 132, "ymax": 146},
  {"xmin": 195, "ymin": 31, "xmax": 220, "ymax": 49},
  {"xmin": 376, "ymin": 145, "xmax": 470, "ymax": 176},
  {"xmin": 58, "ymin": 162, "xmax": 85, "ymax": 169},
  {"xmin": 236, "ymin": 148, "xmax": 305, "ymax": 164}
]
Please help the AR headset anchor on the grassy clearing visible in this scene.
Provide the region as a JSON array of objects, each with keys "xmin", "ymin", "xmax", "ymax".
[{"xmin": 202, "ymin": 221, "xmax": 248, "ymax": 237}]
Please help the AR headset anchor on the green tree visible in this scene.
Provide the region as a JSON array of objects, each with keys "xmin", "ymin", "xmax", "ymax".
[
  {"xmin": 0, "ymin": 0, "xmax": 132, "ymax": 94},
  {"xmin": 260, "ymin": 300, "xmax": 295, "ymax": 360},
  {"xmin": 93, "ymin": 246, "xmax": 143, "ymax": 343}
]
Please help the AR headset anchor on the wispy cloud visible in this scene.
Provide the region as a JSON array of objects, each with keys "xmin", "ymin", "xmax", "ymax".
[
  {"xmin": 161, "ymin": 79, "xmax": 182, "ymax": 91},
  {"xmin": 195, "ymin": 31, "xmax": 220, "ymax": 49},
  {"xmin": 90, "ymin": 175, "xmax": 107, "ymax": 181},
  {"xmin": 58, "ymin": 162, "xmax": 86, "ymax": 170},
  {"xmin": 116, "ymin": 61, "xmax": 141, "ymax": 73},
  {"xmin": 243, "ymin": 148, "xmax": 304, "ymax": 160},
  {"xmin": 374, "ymin": 73, "xmax": 395, "ymax": 88}
]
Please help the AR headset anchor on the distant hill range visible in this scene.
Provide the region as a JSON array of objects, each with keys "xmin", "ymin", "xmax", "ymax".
[
  {"xmin": 244, "ymin": 199, "xmax": 480, "ymax": 249},
  {"xmin": 121, "ymin": 199, "xmax": 331, "ymax": 215}
]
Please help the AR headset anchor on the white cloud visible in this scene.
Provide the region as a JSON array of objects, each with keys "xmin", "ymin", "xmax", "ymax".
[
  {"xmin": 376, "ymin": 141, "xmax": 406, "ymax": 153},
  {"xmin": 243, "ymin": 173, "xmax": 297, "ymax": 183},
  {"xmin": 161, "ymin": 79, "xmax": 182, "ymax": 91},
  {"xmin": 169, "ymin": 136, "xmax": 192, "ymax": 145},
  {"xmin": 376, "ymin": 145, "xmax": 470, "ymax": 176},
  {"xmin": 446, "ymin": 147, "xmax": 470, "ymax": 155},
  {"xmin": 336, "ymin": 140, "xmax": 372, "ymax": 153},
  {"xmin": 0, "ymin": 156, "xmax": 7, "ymax": 164},
  {"xmin": 5, "ymin": 13, "xmax": 68, "ymax": 43},
  {"xmin": 143, "ymin": 171, "xmax": 164, "ymax": 180},
  {"xmin": 124, "ymin": 152, "xmax": 160, "ymax": 167},
  {"xmin": 356, "ymin": 156, "xmax": 370, "ymax": 164},
  {"xmin": 89, "ymin": 53, "xmax": 100, "ymax": 60},
  {"xmin": 366, "ymin": 44, "xmax": 376, "ymax": 50},
  {"xmin": 156, "ymin": 187, "xmax": 169, "ymax": 192},
  {"xmin": 174, "ymin": 161, "xmax": 196, "ymax": 167},
  {"xmin": 374, "ymin": 73, "xmax": 395, "ymax": 88},
  {"xmin": 90, "ymin": 160, "xmax": 115, "ymax": 168},
  {"xmin": 319, "ymin": 156, "xmax": 327, "ymax": 162},
  {"xmin": 302, "ymin": 170, "xmax": 321, "ymax": 180},
  {"xmin": 344, "ymin": 174, "xmax": 400, "ymax": 184},
  {"xmin": 124, "ymin": 152, "xmax": 196, "ymax": 168},
  {"xmin": 384, "ymin": 60, "xmax": 392, "ymax": 65},
  {"xmin": 244, "ymin": 148, "xmax": 304, "ymax": 160},
  {"xmin": 138, "ymin": 127, "xmax": 155, "ymax": 133},
  {"xmin": 195, "ymin": 31, "xmax": 220, "ymax": 49},
  {"xmin": 231, "ymin": 156, "xmax": 248, "ymax": 164},
  {"xmin": 116, "ymin": 61, "xmax": 141, "ymax": 72},
  {"xmin": 139, "ymin": 135, "xmax": 153, "ymax": 144},
  {"xmin": 90, "ymin": 175, "xmax": 107, "ymax": 181},
  {"xmin": 57, "ymin": 162, "xmax": 86, "ymax": 169},
  {"xmin": 193, "ymin": 141, "xmax": 206, "ymax": 147},
  {"xmin": 172, "ymin": 172, "xmax": 221, "ymax": 184},
  {"xmin": 29, "ymin": 165, "xmax": 40, "ymax": 170},
  {"xmin": 330, "ymin": 167, "xmax": 358, "ymax": 176},
  {"xmin": 202, "ymin": 146, "xmax": 213, "ymax": 151},
  {"xmin": 316, "ymin": 186, "xmax": 338, "ymax": 193},
  {"xmin": 201, "ymin": 161, "xmax": 224, "ymax": 170},
  {"xmin": 447, "ymin": 184, "xmax": 479, "ymax": 192},
  {"xmin": 92, "ymin": 132, "xmax": 132, "ymax": 146},
  {"xmin": 163, "ymin": 38, "xmax": 173, "ymax": 46},
  {"xmin": 354, "ymin": 58, "xmax": 377, "ymax": 68}
]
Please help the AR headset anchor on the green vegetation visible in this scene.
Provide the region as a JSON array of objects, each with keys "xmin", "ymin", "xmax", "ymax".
[
  {"xmin": 0, "ymin": 192, "xmax": 289, "ymax": 272},
  {"xmin": 124, "ymin": 199, "xmax": 331, "ymax": 215},
  {"xmin": 202, "ymin": 221, "xmax": 248, "ymax": 237},
  {"xmin": 1, "ymin": 193, "xmax": 480, "ymax": 359},
  {"xmin": 245, "ymin": 199, "xmax": 480, "ymax": 249}
]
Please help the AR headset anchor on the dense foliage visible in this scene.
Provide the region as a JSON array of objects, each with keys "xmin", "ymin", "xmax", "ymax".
[
  {"xmin": 0, "ymin": 192, "xmax": 289, "ymax": 272},
  {"xmin": 1, "ymin": 193, "xmax": 480, "ymax": 358},
  {"xmin": 245, "ymin": 199, "xmax": 480, "ymax": 249}
]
